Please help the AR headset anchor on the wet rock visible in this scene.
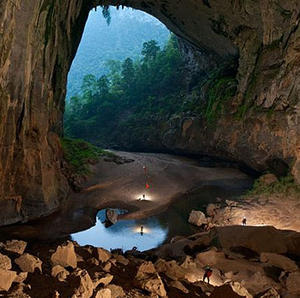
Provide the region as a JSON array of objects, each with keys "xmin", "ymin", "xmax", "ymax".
[
  {"xmin": 95, "ymin": 288, "xmax": 111, "ymax": 298},
  {"xmin": 106, "ymin": 284, "xmax": 125, "ymax": 297},
  {"xmin": 15, "ymin": 253, "xmax": 42, "ymax": 273},
  {"xmin": 0, "ymin": 252, "xmax": 12, "ymax": 270},
  {"xmin": 0, "ymin": 269, "xmax": 17, "ymax": 291},
  {"xmin": 96, "ymin": 248, "xmax": 111, "ymax": 263},
  {"xmin": 51, "ymin": 241, "xmax": 77, "ymax": 268},
  {"xmin": 51, "ymin": 265, "xmax": 69, "ymax": 281},
  {"xmin": 4, "ymin": 240, "xmax": 27, "ymax": 255},
  {"xmin": 188, "ymin": 210, "xmax": 207, "ymax": 226},
  {"xmin": 260, "ymin": 253, "xmax": 298, "ymax": 272},
  {"xmin": 71, "ymin": 269, "xmax": 94, "ymax": 298},
  {"xmin": 259, "ymin": 174, "xmax": 278, "ymax": 186},
  {"xmin": 169, "ymin": 280, "xmax": 189, "ymax": 294},
  {"xmin": 286, "ymin": 272, "xmax": 300, "ymax": 295}
]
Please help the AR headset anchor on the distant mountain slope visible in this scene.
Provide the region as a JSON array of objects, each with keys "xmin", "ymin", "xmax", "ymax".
[{"xmin": 67, "ymin": 7, "xmax": 170, "ymax": 99}]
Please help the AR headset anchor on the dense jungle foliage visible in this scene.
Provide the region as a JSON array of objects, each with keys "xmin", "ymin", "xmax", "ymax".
[
  {"xmin": 64, "ymin": 36, "xmax": 187, "ymax": 148},
  {"xmin": 67, "ymin": 8, "xmax": 169, "ymax": 98}
]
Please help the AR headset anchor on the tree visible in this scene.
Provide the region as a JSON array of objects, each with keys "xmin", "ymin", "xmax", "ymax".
[{"xmin": 141, "ymin": 40, "xmax": 160, "ymax": 63}]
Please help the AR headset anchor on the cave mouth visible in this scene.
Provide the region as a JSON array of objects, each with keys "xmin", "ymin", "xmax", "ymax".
[{"xmin": 64, "ymin": 5, "xmax": 239, "ymax": 154}]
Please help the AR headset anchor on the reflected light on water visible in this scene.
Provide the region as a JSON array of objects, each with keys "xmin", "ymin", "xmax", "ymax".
[
  {"xmin": 135, "ymin": 193, "xmax": 154, "ymax": 201},
  {"xmin": 133, "ymin": 226, "xmax": 151, "ymax": 234}
]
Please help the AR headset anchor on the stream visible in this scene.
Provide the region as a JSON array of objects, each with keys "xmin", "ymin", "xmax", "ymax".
[{"xmin": 0, "ymin": 151, "xmax": 253, "ymax": 251}]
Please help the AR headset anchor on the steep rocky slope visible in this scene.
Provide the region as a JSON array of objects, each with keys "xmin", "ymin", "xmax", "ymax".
[{"xmin": 0, "ymin": 0, "xmax": 299, "ymax": 225}]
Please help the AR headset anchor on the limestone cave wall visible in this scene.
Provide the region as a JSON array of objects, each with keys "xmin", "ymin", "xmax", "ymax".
[{"xmin": 0, "ymin": 0, "xmax": 299, "ymax": 225}]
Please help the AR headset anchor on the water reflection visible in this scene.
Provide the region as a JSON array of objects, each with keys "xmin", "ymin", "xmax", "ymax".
[{"xmin": 72, "ymin": 209, "xmax": 168, "ymax": 251}]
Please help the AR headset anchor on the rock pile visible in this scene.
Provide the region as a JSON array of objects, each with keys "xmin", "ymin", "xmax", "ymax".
[{"xmin": 0, "ymin": 226, "xmax": 299, "ymax": 297}]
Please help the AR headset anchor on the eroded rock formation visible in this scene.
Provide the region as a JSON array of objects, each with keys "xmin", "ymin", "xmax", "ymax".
[{"xmin": 0, "ymin": 0, "xmax": 299, "ymax": 225}]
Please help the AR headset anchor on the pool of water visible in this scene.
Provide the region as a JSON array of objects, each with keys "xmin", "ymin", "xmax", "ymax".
[{"xmin": 72, "ymin": 184, "xmax": 250, "ymax": 251}]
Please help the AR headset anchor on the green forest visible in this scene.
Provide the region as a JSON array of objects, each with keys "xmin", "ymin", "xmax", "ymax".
[
  {"xmin": 67, "ymin": 7, "xmax": 169, "ymax": 98},
  {"xmin": 64, "ymin": 36, "xmax": 186, "ymax": 149}
]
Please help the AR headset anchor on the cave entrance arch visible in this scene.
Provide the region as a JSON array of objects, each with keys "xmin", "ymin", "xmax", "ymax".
[{"xmin": 0, "ymin": 0, "xmax": 299, "ymax": 226}]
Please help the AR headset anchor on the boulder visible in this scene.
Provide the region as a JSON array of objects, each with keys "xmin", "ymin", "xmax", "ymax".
[
  {"xmin": 106, "ymin": 284, "xmax": 125, "ymax": 297},
  {"xmin": 138, "ymin": 274, "xmax": 167, "ymax": 297},
  {"xmin": 96, "ymin": 248, "xmax": 111, "ymax": 263},
  {"xmin": 114, "ymin": 255, "xmax": 129, "ymax": 266},
  {"xmin": 188, "ymin": 210, "xmax": 207, "ymax": 226},
  {"xmin": 259, "ymin": 174, "xmax": 278, "ymax": 186},
  {"xmin": 71, "ymin": 269, "xmax": 94, "ymax": 298},
  {"xmin": 260, "ymin": 253, "xmax": 298, "ymax": 272},
  {"xmin": 155, "ymin": 259, "xmax": 186, "ymax": 281},
  {"xmin": 103, "ymin": 262, "xmax": 112, "ymax": 272},
  {"xmin": 14, "ymin": 272, "xmax": 28, "ymax": 283},
  {"xmin": 4, "ymin": 240, "xmax": 27, "ymax": 255},
  {"xmin": 0, "ymin": 252, "xmax": 12, "ymax": 270},
  {"xmin": 0, "ymin": 269, "xmax": 17, "ymax": 291},
  {"xmin": 136, "ymin": 261, "xmax": 156, "ymax": 279},
  {"xmin": 95, "ymin": 288, "xmax": 111, "ymax": 298},
  {"xmin": 169, "ymin": 280, "xmax": 189, "ymax": 294},
  {"xmin": 51, "ymin": 265, "xmax": 69, "ymax": 281},
  {"xmin": 51, "ymin": 241, "xmax": 77, "ymax": 268},
  {"xmin": 259, "ymin": 287, "xmax": 280, "ymax": 298},
  {"xmin": 15, "ymin": 253, "xmax": 42, "ymax": 273},
  {"xmin": 93, "ymin": 272, "xmax": 113, "ymax": 287},
  {"xmin": 286, "ymin": 272, "xmax": 300, "ymax": 295}
]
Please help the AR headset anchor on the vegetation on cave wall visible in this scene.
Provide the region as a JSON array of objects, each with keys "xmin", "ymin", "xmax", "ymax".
[{"xmin": 64, "ymin": 34, "xmax": 238, "ymax": 149}]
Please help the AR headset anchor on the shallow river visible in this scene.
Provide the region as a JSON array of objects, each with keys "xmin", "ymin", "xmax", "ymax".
[
  {"xmin": 72, "ymin": 184, "xmax": 251, "ymax": 251},
  {"xmin": 0, "ymin": 152, "xmax": 253, "ymax": 251}
]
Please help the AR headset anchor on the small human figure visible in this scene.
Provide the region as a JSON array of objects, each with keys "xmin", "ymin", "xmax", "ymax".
[
  {"xmin": 142, "ymin": 194, "xmax": 146, "ymax": 200},
  {"xmin": 203, "ymin": 266, "xmax": 213, "ymax": 284},
  {"xmin": 140, "ymin": 225, "xmax": 144, "ymax": 236},
  {"xmin": 242, "ymin": 217, "xmax": 247, "ymax": 226}
]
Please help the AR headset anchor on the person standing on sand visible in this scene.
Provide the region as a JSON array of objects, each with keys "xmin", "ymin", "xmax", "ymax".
[
  {"xmin": 242, "ymin": 217, "xmax": 247, "ymax": 226},
  {"xmin": 203, "ymin": 265, "xmax": 213, "ymax": 284}
]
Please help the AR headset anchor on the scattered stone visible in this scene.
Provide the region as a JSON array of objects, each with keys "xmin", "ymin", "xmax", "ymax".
[
  {"xmin": 260, "ymin": 253, "xmax": 298, "ymax": 272},
  {"xmin": 51, "ymin": 265, "xmax": 69, "ymax": 281},
  {"xmin": 106, "ymin": 284, "xmax": 125, "ymax": 297},
  {"xmin": 286, "ymin": 272, "xmax": 300, "ymax": 295},
  {"xmin": 51, "ymin": 241, "xmax": 77, "ymax": 268},
  {"xmin": 0, "ymin": 269, "xmax": 17, "ymax": 291},
  {"xmin": 96, "ymin": 248, "xmax": 111, "ymax": 263},
  {"xmin": 14, "ymin": 272, "xmax": 28, "ymax": 283},
  {"xmin": 115, "ymin": 254, "xmax": 129, "ymax": 266},
  {"xmin": 169, "ymin": 280, "xmax": 189, "ymax": 294},
  {"xmin": 188, "ymin": 210, "xmax": 207, "ymax": 226},
  {"xmin": 95, "ymin": 288, "xmax": 111, "ymax": 298},
  {"xmin": 71, "ymin": 269, "xmax": 94, "ymax": 298},
  {"xmin": 15, "ymin": 253, "xmax": 42, "ymax": 273},
  {"xmin": 4, "ymin": 240, "xmax": 27, "ymax": 255},
  {"xmin": 0, "ymin": 252, "xmax": 12, "ymax": 270},
  {"xmin": 259, "ymin": 173, "xmax": 278, "ymax": 186}
]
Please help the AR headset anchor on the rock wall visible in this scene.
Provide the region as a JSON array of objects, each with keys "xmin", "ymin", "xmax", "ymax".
[
  {"xmin": 0, "ymin": 0, "xmax": 91, "ymax": 225},
  {"xmin": 0, "ymin": 0, "xmax": 299, "ymax": 225}
]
